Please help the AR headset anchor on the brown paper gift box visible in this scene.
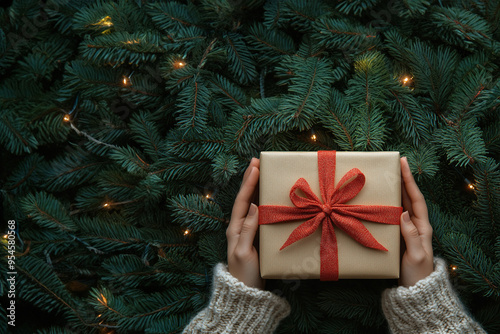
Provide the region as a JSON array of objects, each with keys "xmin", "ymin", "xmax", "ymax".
[{"xmin": 259, "ymin": 151, "xmax": 401, "ymax": 280}]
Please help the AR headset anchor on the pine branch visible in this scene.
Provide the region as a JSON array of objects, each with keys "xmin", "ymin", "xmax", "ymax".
[
  {"xmin": 168, "ymin": 194, "xmax": 228, "ymax": 232},
  {"xmin": 109, "ymin": 145, "xmax": 151, "ymax": 175},
  {"xmin": 20, "ymin": 191, "xmax": 77, "ymax": 232},
  {"xmin": 311, "ymin": 17, "xmax": 378, "ymax": 52},
  {"xmin": 429, "ymin": 6, "xmax": 492, "ymax": 51},
  {"xmin": 129, "ymin": 111, "xmax": 165, "ymax": 162},
  {"xmin": 175, "ymin": 77, "xmax": 211, "ymax": 133},
  {"xmin": 318, "ymin": 283, "xmax": 386, "ymax": 327},
  {"xmin": 224, "ymin": 32, "xmax": 258, "ymax": 85},
  {"xmin": 346, "ymin": 51, "xmax": 390, "ymax": 151},
  {"xmin": 335, "ymin": 0, "xmax": 378, "ymax": 16},
  {"xmin": 316, "ymin": 88, "xmax": 355, "ymax": 150},
  {"xmin": 0, "ymin": 111, "xmax": 39, "ymax": 154},
  {"xmin": 388, "ymin": 84, "xmax": 433, "ymax": 146},
  {"xmin": 436, "ymin": 118, "xmax": 487, "ymax": 167},
  {"xmin": 80, "ymin": 31, "xmax": 166, "ymax": 66},
  {"xmin": 441, "ymin": 232, "xmax": 499, "ymax": 298},
  {"xmin": 246, "ymin": 22, "xmax": 296, "ymax": 65},
  {"xmin": 276, "ymin": 55, "xmax": 334, "ymax": 130},
  {"xmin": 145, "ymin": 1, "xmax": 203, "ymax": 32},
  {"xmin": 165, "ymin": 127, "xmax": 225, "ymax": 160},
  {"xmin": 2, "ymin": 153, "xmax": 43, "ymax": 193},
  {"xmin": 472, "ymin": 157, "xmax": 500, "ymax": 238}
]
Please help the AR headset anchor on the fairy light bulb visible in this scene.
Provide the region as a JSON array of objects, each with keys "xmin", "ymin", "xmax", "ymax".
[
  {"xmin": 184, "ymin": 229, "xmax": 190, "ymax": 236},
  {"xmin": 122, "ymin": 71, "xmax": 134, "ymax": 86},
  {"xmin": 174, "ymin": 60, "xmax": 186, "ymax": 69},
  {"xmin": 311, "ymin": 134, "xmax": 317, "ymax": 141},
  {"xmin": 3, "ymin": 234, "xmax": 7, "ymax": 239},
  {"xmin": 63, "ymin": 115, "xmax": 70, "ymax": 122},
  {"xmin": 97, "ymin": 16, "xmax": 113, "ymax": 27},
  {"xmin": 451, "ymin": 265, "xmax": 458, "ymax": 271},
  {"xmin": 205, "ymin": 193, "xmax": 211, "ymax": 199},
  {"xmin": 464, "ymin": 178, "xmax": 475, "ymax": 190},
  {"xmin": 103, "ymin": 202, "xmax": 110, "ymax": 209},
  {"xmin": 401, "ymin": 75, "xmax": 413, "ymax": 86}
]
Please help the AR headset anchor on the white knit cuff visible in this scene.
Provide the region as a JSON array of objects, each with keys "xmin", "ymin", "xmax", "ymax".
[
  {"xmin": 183, "ymin": 263, "xmax": 291, "ymax": 334},
  {"xmin": 381, "ymin": 257, "xmax": 486, "ymax": 334}
]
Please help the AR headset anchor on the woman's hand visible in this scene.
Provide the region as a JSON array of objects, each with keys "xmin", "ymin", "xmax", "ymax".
[
  {"xmin": 399, "ymin": 156, "xmax": 434, "ymax": 287},
  {"xmin": 226, "ymin": 158, "xmax": 265, "ymax": 290}
]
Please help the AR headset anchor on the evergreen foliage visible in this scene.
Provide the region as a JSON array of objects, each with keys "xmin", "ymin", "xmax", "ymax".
[{"xmin": 1, "ymin": 0, "xmax": 499, "ymax": 333}]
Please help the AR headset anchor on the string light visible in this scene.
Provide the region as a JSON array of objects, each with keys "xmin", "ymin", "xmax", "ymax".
[
  {"xmin": 122, "ymin": 71, "xmax": 134, "ymax": 86},
  {"xmin": 311, "ymin": 134, "xmax": 317, "ymax": 141},
  {"xmin": 124, "ymin": 39, "xmax": 140, "ymax": 45},
  {"xmin": 400, "ymin": 75, "xmax": 413, "ymax": 86},
  {"xmin": 174, "ymin": 60, "xmax": 186, "ymax": 69},
  {"xmin": 464, "ymin": 178, "xmax": 475, "ymax": 190},
  {"xmin": 451, "ymin": 265, "xmax": 458, "ymax": 271},
  {"xmin": 205, "ymin": 193, "xmax": 211, "ymax": 199},
  {"xmin": 103, "ymin": 203, "xmax": 111, "ymax": 209},
  {"xmin": 3, "ymin": 234, "xmax": 7, "ymax": 239},
  {"xmin": 184, "ymin": 229, "xmax": 190, "ymax": 236},
  {"xmin": 94, "ymin": 16, "xmax": 113, "ymax": 27},
  {"xmin": 63, "ymin": 114, "xmax": 71, "ymax": 122}
]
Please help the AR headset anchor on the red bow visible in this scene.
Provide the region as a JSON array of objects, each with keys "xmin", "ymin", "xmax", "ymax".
[{"xmin": 259, "ymin": 151, "xmax": 402, "ymax": 281}]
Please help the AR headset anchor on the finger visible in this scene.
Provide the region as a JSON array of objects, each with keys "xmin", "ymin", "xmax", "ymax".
[
  {"xmin": 401, "ymin": 157, "xmax": 428, "ymax": 220},
  {"xmin": 400, "ymin": 211, "xmax": 425, "ymax": 257},
  {"xmin": 231, "ymin": 166, "xmax": 260, "ymax": 221},
  {"xmin": 401, "ymin": 174, "xmax": 414, "ymax": 217},
  {"xmin": 412, "ymin": 217, "xmax": 433, "ymax": 251},
  {"xmin": 227, "ymin": 165, "xmax": 259, "ymax": 252},
  {"xmin": 237, "ymin": 204, "xmax": 259, "ymax": 251},
  {"xmin": 242, "ymin": 158, "xmax": 260, "ymax": 184}
]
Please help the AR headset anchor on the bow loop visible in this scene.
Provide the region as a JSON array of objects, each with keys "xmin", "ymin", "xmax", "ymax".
[
  {"xmin": 289, "ymin": 178, "xmax": 323, "ymax": 210},
  {"xmin": 330, "ymin": 168, "xmax": 365, "ymax": 205}
]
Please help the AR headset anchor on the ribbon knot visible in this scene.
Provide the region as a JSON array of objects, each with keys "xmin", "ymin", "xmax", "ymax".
[
  {"xmin": 259, "ymin": 151, "xmax": 402, "ymax": 281},
  {"xmin": 322, "ymin": 204, "xmax": 332, "ymax": 215}
]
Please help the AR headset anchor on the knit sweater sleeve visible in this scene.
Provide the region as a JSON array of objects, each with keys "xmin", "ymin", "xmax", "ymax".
[
  {"xmin": 182, "ymin": 263, "xmax": 291, "ymax": 334},
  {"xmin": 381, "ymin": 257, "xmax": 486, "ymax": 334}
]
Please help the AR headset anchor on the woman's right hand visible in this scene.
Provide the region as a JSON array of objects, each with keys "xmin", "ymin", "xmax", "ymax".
[
  {"xmin": 399, "ymin": 156, "xmax": 434, "ymax": 287},
  {"xmin": 226, "ymin": 158, "xmax": 264, "ymax": 290}
]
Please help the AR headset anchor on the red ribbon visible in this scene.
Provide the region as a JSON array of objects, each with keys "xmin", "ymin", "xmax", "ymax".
[{"xmin": 258, "ymin": 151, "xmax": 402, "ymax": 281}]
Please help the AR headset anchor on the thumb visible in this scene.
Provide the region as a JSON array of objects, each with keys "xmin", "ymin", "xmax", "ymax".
[
  {"xmin": 400, "ymin": 211, "xmax": 423, "ymax": 255},
  {"xmin": 238, "ymin": 204, "xmax": 259, "ymax": 251}
]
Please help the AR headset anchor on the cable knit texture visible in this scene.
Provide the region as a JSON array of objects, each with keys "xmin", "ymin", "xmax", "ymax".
[
  {"xmin": 381, "ymin": 257, "xmax": 486, "ymax": 334},
  {"xmin": 182, "ymin": 263, "xmax": 291, "ymax": 334}
]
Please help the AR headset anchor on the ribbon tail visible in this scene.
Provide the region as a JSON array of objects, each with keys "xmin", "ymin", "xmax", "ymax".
[
  {"xmin": 259, "ymin": 205, "xmax": 320, "ymax": 225},
  {"xmin": 335, "ymin": 205, "xmax": 403, "ymax": 225},
  {"xmin": 331, "ymin": 212, "xmax": 387, "ymax": 251},
  {"xmin": 280, "ymin": 215, "xmax": 323, "ymax": 250},
  {"xmin": 320, "ymin": 218, "xmax": 338, "ymax": 281}
]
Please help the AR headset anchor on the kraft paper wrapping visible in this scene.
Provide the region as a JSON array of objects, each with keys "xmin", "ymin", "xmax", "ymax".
[{"xmin": 259, "ymin": 151, "xmax": 401, "ymax": 279}]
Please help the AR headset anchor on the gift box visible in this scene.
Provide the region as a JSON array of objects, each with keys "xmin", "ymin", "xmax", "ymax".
[{"xmin": 258, "ymin": 151, "xmax": 402, "ymax": 280}]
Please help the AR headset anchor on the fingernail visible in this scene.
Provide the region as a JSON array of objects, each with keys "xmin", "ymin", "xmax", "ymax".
[
  {"xmin": 402, "ymin": 211, "xmax": 410, "ymax": 223},
  {"xmin": 248, "ymin": 203, "xmax": 257, "ymax": 217}
]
